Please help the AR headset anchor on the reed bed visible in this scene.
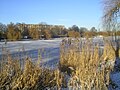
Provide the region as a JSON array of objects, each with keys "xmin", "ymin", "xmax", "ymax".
[
  {"xmin": 59, "ymin": 38, "xmax": 117, "ymax": 90},
  {"xmin": 0, "ymin": 55, "xmax": 63, "ymax": 90},
  {"xmin": 0, "ymin": 38, "xmax": 119, "ymax": 90}
]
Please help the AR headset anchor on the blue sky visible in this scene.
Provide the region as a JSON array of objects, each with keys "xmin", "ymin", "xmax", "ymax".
[{"xmin": 0, "ymin": 0, "xmax": 102, "ymax": 29}]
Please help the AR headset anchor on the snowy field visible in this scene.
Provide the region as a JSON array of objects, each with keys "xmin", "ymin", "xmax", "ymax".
[
  {"xmin": 0, "ymin": 37, "xmax": 100, "ymax": 68},
  {"xmin": 0, "ymin": 36, "xmax": 118, "ymax": 67},
  {"xmin": 0, "ymin": 39, "xmax": 62, "ymax": 54},
  {"xmin": 0, "ymin": 38, "xmax": 62, "ymax": 68}
]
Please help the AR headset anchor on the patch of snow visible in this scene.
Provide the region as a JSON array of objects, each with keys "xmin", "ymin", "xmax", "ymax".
[
  {"xmin": 110, "ymin": 72, "xmax": 120, "ymax": 90},
  {"xmin": 109, "ymin": 58, "xmax": 120, "ymax": 90},
  {"xmin": 0, "ymin": 39, "xmax": 62, "ymax": 55}
]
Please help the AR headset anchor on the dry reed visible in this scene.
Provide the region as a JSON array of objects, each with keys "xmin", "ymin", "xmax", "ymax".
[{"xmin": 59, "ymin": 38, "xmax": 116, "ymax": 90}]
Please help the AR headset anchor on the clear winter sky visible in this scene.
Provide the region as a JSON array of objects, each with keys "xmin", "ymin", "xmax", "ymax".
[{"xmin": 0, "ymin": 0, "xmax": 102, "ymax": 29}]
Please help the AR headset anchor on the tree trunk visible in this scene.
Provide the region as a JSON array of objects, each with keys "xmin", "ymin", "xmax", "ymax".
[
  {"xmin": 114, "ymin": 33, "xmax": 119, "ymax": 58},
  {"xmin": 115, "ymin": 40, "xmax": 119, "ymax": 58}
]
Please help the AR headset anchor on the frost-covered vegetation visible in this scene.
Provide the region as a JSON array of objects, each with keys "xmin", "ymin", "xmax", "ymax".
[{"xmin": 0, "ymin": 38, "xmax": 120, "ymax": 90}]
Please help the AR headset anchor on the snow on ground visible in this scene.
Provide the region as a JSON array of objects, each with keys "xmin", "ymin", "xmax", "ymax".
[
  {"xmin": 0, "ymin": 36, "xmax": 115, "ymax": 55},
  {"xmin": 110, "ymin": 72, "xmax": 120, "ymax": 90},
  {"xmin": 0, "ymin": 38, "xmax": 62, "ymax": 68},
  {"xmin": 109, "ymin": 58, "xmax": 120, "ymax": 90},
  {"xmin": 0, "ymin": 39, "xmax": 62, "ymax": 54},
  {"xmin": 0, "ymin": 37, "xmax": 117, "ymax": 68}
]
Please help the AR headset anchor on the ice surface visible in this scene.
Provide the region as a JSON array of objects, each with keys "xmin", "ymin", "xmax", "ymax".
[
  {"xmin": 0, "ymin": 39, "xmax": 62, "ymax": 68},
  {"xmin": 0, "ymin": 39, "xmax": 62, "ymax": 54}
]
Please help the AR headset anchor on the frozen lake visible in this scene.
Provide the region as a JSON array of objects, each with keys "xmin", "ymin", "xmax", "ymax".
[
  {"xmin": 0, "ymin": 36, "xmax": 119, "ymax": 68},
  {"xmin": 0, "ymin": 39, "xmax": 62, "ymax": 68}
]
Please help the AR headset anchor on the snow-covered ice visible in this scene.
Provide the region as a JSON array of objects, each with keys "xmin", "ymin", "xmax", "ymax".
[
  {"xmin": 0, "ymin": 39, "xmax": 62, "ymax": 68},
  {"xmin": 0, "ymin": 39, "xmax": 62, "ymax": 54}
]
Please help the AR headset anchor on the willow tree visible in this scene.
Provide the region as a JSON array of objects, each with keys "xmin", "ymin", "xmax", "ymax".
[{"xmin": 103, "ymin": 0, "xmax": 120, "ymax": 57}]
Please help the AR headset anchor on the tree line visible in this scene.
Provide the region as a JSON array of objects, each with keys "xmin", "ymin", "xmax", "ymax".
[{"xmin": 0, "ymin": 22, "xmax": 120, "ymax": 41}]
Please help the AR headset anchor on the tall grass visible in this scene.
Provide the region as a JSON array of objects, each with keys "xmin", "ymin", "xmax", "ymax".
[
  {"xmin": 0, "ymin": 38, "xmax": 119, "ymax": 89},
  {"xmin": 59, "ymin": 38, "xmax": 117, "ymax": 89},
  {"xmin": 0, "ymin": 55, "xmax": 63, "ymax": 90}
]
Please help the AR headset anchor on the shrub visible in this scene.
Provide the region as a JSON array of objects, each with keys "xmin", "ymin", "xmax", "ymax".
[{"xmin": 68, "ymin": 31, "xmax": 80, "ymax": 38}]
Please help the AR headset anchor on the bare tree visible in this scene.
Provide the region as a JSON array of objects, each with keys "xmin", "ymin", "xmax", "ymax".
[{"xmin": 103, "ymin": 0, "xmax": 120, "ymax": 57}]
